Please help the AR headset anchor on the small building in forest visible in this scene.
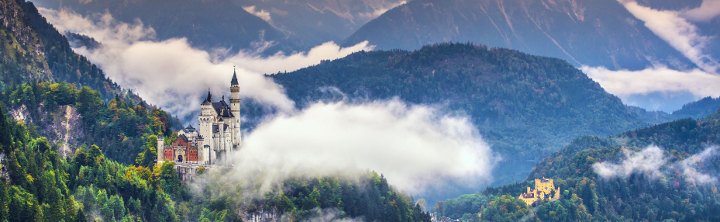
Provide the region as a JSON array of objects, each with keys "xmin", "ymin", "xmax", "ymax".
[{"xmin": 518, "ymin": 178, "xmax": 560, "ymax": 206}]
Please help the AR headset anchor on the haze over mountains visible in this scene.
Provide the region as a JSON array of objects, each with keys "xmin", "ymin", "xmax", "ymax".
[
  {"xmin": 3, "ymin": 0, "xmax": 720, "ymax": 220},
  {"xmin": 31, "ymin": 0, "xmax": 720, "ymax": 112}
]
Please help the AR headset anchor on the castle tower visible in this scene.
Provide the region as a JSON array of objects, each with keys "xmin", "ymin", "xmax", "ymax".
[
  {"xmin": 198, "ymin": 89, "xmax": 215, "ymax": 165},
  {"xmin": 229, "ymin": 68, "xmax": 242, "ymax": 150},
  {"xmin": 157, "ymin": 135, "xmax": 165, "ymax": 164}
]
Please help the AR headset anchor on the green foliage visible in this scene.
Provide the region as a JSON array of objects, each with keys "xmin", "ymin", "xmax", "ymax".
[
  {"xmin": 135, "ymin": 135, "xmax": 158, "ymax": 167},
  {"xmin": 263, "ymin": 173, "xmax": 430, "ymax": 221},
  {"xmin": 480, "ymin": 195, "xmax": 529, "ymax": 222},
  {"xmin": 0, "ymin": 82, "xmax": 175, "ymax": 163},
  {"xmin": 0, "ymin": 0, "xmax": 120, "ymax": 98},
  {"xmin": 437, "ymin": 110, "xmax": 720, "ymax": 221}
]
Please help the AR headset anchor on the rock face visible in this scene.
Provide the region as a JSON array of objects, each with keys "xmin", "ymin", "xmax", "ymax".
[
  {"xmin": 54, "ymin": 105, "xmax": 83, "ymax": 158},
  {"xmin": 343, "ymin": 0, "xmax": 695, "ymax": 70},
  {"xmin": 11, "ymin": 104, "xmax": 84, "ymax": 158}
]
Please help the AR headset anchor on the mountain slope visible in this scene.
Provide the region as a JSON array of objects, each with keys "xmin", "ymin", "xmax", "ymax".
[
  {"xmin": 0, "ymin": 0, "xmax": 118, "ymax": 97},
  {"xmin": 437, "ymin": 110, "xmax": 720, "ymax": 221},
  {"xmin": 32, "ymin": 0, "xmax": 298, "ymax": 54},
  {"xmin": 271, "ymin": 43, "xmax": 646, "ymax": 185},
  {"xmin": 240, "ymin": 0, "xmax": 406, "ymax": 48},
  {"xmin": 343, "ymin": 0, "xmax": 695, "ymax": 70}
]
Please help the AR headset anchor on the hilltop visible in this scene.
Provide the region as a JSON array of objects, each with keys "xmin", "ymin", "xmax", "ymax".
[{"xmin": 272, "ymin": 43, "xmax": 647, "ymax": 185}]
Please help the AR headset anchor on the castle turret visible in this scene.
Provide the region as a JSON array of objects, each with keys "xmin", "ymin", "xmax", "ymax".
[{"xmin": 229, "ymin": 68, "xmax": 242, "ymax": 150}]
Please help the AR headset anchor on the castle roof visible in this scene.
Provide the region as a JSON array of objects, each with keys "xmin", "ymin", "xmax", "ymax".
[
  {"xmin": 211, "ymin": 100, "xmax": 234, "ymax": 118},
  {"xmin": 202, "ymin": 89, "xmax": 213, "ymax": 105},
  {"xmin": 178, "ymin": 134, "xmax": 189, "ymax": 143},
  {"xmin": 231, "ymin": 68, "xmax": 239, "ymax": 85},
  {"xmin": 184, "ymin": 124, "xmax": 195, "ymax": 132}
]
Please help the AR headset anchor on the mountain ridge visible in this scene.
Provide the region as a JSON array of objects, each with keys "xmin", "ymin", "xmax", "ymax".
[
  {"xmin": 343, "ymin": 0, "xmax": 696, "ymax": 70},
  {"xmin": 271, "ymin": 42, "xmax": 647, "ymax": 187}
]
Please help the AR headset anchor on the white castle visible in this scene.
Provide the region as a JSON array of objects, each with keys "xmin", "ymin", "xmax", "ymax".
[{"xmin": 157, "ymin": 69, "xmax": 242, "ymax": 166}]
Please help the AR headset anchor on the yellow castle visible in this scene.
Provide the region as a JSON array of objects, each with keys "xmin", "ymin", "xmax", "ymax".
[{"xmin": 518, "ymin": 178, "xmax": 561, "ymax": 206}]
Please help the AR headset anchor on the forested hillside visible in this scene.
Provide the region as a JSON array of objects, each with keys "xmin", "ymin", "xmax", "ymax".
[
  {"xmin": 435, "ymin": 110, "xmax": 720, "ymax": 221},
  {"xmin": 0, "ymin": 82, "xmax": 177, "ymax": 163},
  {"xmin": 0, "ymin": 0, "xmax": 119, "ymax": 98},
  {"xmin": 0, "ymin": 85, "xmax": 429, "ymax": 221},
  {"xmin": 272, "ymin": 43, "xmax": 645, "ymax": 184}
]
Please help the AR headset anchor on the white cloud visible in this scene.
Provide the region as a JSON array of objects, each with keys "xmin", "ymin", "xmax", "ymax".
[
  {"xmin": 226, "ymin": 99, "xmax": 498, "ymax": 194},
  {"xmin": 593, "ymin": 145, "xmax": 667, "ymax": 179},
  {"xmin": 681, "ymin": 0, "xmax": 720, "ymax": 22},
  {"xmin": 582, "ymin": 65, "xmax": 720, "ymax": 100},
  {"xmin": 38, "ymin": 8, "xmax": 372, "ymax": 119},
  {"xmin": 619, "ymin": 0, "xmax": 719, "ymax": 73},
  {"xmin": 594, "ymin": 145, "xmax": 719, "ymax": 184},
  {"xmin": 242, "ymin": 5, "xmax": 272, "ymax": 23},
  {"xmin": 676, "ymin": 146, "xmax": 718, "ymax": 184}
]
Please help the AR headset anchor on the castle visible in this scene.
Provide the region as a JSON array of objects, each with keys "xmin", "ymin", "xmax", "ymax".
[
  {"xmin": 157, "ymin": 69, "xmax": 242, "ymax": 167},
  {"xmin": 518, "ymin": 178, "xmax": 560, "ymax": 206}
]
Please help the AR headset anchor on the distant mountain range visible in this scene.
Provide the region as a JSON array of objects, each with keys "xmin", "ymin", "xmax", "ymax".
[
  {"xmin": 343, "ymin": 0, "xmax": 701, "ymax": 70},
  {"xmin": 33, "ymin": 0, "xmax": 718, "ymax": 71},
  {"xmin": 271, "ymin": 43, "xmax": 645, "ymax": 187},
  {"xmin": 32, "ymin": 0, "xmax": 408, "ymax": 53},
  {"xmin": 270, "ymin": 42, "xmax": 720, "ymax": 190},
  {"xmin": 31, "ymin": 0, "xmax": 299, "ymax": 54},
  {"xmin": 239, "ymin": 0, "xmax": 406, "ymax": 49}
]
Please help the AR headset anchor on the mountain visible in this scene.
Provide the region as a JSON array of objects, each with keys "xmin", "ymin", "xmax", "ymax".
[
  {"xmin": 1, "ymin": 0, "xmax": 118, "ymax": 97},
  {"xmin": 436, "ymin": 109, "xmax": 720, "ymax": 221},
  {"xmin": 239, "ymin": 0, "xmax": 406, "ymax": 48},
  {"xmin": 1, "ymin": 0, "xmax": 182, "ymax": 163},
  {"xmin": 672, "ymin": 97, "xmax": 720, "ymax": 119},
  {"xmin": 32, "ymin": 0, "xmax": 298, "ymax": 54},
  {"xmin": 271, "ymin": 43, "xmax": 647, "ymax": 186},
  {"xmin": 630, "ymin": 96, "xmax": 720, "ymax": 124},
  {"xmin": 0, "ymin": 1, "xmax": 430, "ymax": 221},
  {"xmin": 343, "ymin": 0, "xmax": 696, "ymax": 70}
]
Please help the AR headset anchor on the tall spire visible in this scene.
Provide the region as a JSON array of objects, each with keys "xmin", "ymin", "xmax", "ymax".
[
  {"xmin": 202, "ymin": 88, "xmax": 213, "ymax": 105},
  {"xmin": 231, "ymin": 66, "xmax": 239, "ymax": 85}
]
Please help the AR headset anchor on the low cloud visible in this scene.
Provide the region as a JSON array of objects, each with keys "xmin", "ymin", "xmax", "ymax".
[
  {"xmin": 677, "ymin": 146, "xmax": 718, "ymax": 184},
  {"xmin": 593, "ymin": 145, "xmax": 719, "ymax": 184},
  {"xmin": 243, "ymin": 5, "xmax": 272, "ymax": 23},
  {"xmin": 38, "ymin": 8, "xmax": 372, "ymax": 119},
  {"xmin": 681, "ymin": 0, "xmax": 720, "ymax": 22},
  {"xmin": 582, "ymin": 65, "xmax": 720, "ymax": 109},
  {"xmin": 592, "ymin": 145, "xmax": 667, "ymax": 179},
  {"xmin": 225, "ymin": 99, "xmax": 498, "ymax": 194},
  {"xmin": 619, "ymin": 0, "xmax": 719, "ymax": 73}
]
